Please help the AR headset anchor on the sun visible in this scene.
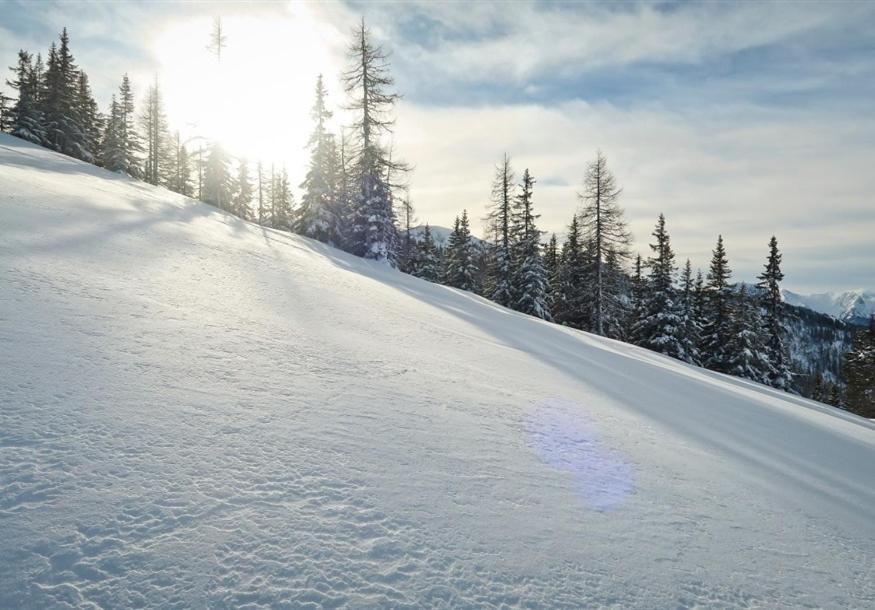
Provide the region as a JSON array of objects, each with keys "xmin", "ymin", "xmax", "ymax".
[{"xmin": 149, "ymin": 4, "xmax": 345, "ymax": 181}]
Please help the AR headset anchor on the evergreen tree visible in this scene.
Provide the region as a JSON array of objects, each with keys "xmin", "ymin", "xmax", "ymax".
[
  {"xmin": 756, "ymin": 236, "xmax": 792, "ymax": 390},
  {"xmin": 272, "ymin": 167, "xmax": 295, "ymax": 231},
  {"xmin": 509, "ymin": 169, "xmax": 550, "ymax": 319},
  {"xmin": 413, "ymin": 223, "xmax": 440, "ymax": 282},
  {"xmin": 485, "ymin": 154, "xmax": 515, "ymax": 307},
  {"xmin": 40, "ymin": 29, "xmax": 90, "ymax": 160},
  {"xmin": 343, "ymin": 19, "xmax": 404, "ymax": 263},
  {"xmin": 165, "ymin": 131, "xmax": 193, "ymax": 196},
  {"xmin": 443, "ymin": 211, "xmax": 478, "ymax": 291},
  {"xmin": 678, "ymin": 259, "xmax": 702, "ymax": 365},
  {"xmin": 725, "ymin": 285, "xmax": 773, "ymax": 383},
  {"xmin": 844, "ymin": 316, "xmax": 875, "ymax": 418},
  {"xmin": 298, "ymin": 74, "xmax": 338, "ymax": 243},
  {"xmin": 544, "ymin": 233, "xmax": 560, "ymax": 310},
  {"xmin": 203, "ymin": 141, "xmax": 233, "ymax": 211},
  {"xmin": 233, "ymin": 159, "xmax": 253, "ymax": 220},
  {"xmin": 0, "ymin": 88, "xmax": 12, "ymax": 132},
  {"xmin": 628, "ymin": 253, "xmax": 646, "ymax": 345},
  {"xmin": 74, "ymin": 71, "xmax": 101, "ymax": 162},
  {"xmin": 578, "ymin": 151, "xmax": 631, "ymax": 336},
  {"xmin": 701, "ymin": 235, "xmax": 734, "ymax": 372},
  {"xmin": 6, "ymin": 50, "xmax": 45, "ymax": 144},
  {"xmin": 553, "ymin": 215, "xmax": 590, "ymax": 329},
  {"xmin": 256, "ymin": 161, "xmax": 268, "ymax": 225},
  {"xmin": 398, "ymin": 190, "xmax": 417, "ymax": 273},
  {"xmin": 633, "ymin": 214, "xmax": 690, "ymax": 360},
  {"xmin": 102, "ymin": 74, "xmax": 141, "ymax": 175},
  {"xmin": 139, "ymin": 78, "xmax": 170, "ymax": 186}
]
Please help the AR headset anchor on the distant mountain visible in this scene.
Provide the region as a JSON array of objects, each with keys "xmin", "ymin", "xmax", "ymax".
[
  {"xmin": 405, "ymin": 225, "xmax": 489, "ymax": 250},
  {"xmin": 782, "ymin": 289, "xmax": 875, "ymax": 326}
]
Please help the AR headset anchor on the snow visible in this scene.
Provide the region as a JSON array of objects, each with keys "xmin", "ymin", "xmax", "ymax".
[
  {"xmin": 784, "ymin": 288, "xmax": 875, "ymax": 326},
  {"xmin": 1, "ymin": 132, "xmax": 874, "ymax": 608}
]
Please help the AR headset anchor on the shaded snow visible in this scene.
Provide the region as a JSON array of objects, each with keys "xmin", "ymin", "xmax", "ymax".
[{"xmin": 1, "ymin": 134, "xmax": 874, "ymax": 608}]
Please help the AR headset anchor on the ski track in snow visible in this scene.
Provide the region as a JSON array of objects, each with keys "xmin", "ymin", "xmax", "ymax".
[{"xmin": 2, "ymin": 134, "xmax": 875, "ymax": 608}]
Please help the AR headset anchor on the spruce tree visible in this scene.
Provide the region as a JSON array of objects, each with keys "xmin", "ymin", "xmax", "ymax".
[
  {"xmin": 553, "ymin": 215, "xmax": 590, "ymax": 329},
  {"xmin": 343, "ymin": 19, "xmax": 404, "ymax": 263},
  {"xmin": 165, "ymin": 131, "xmax": 193, "ymax": 196},
  {"xmin": 272, "ymin": 167, "xmax": 295, "ymax": 231},
  {"xmin": 298, "ymin": 74, "xmax": 338, "ymax": 243},
  {"xmin": 628, "ymin": 254, "xmax": 646, "ymax": 345},
  {"xmin": 0, "ymin": 88, "xmax": 12, "ymax": 132},
  {"xmin": 6, "ymin": 50, "xmax": 45, "ymax": 144},
  {"xmin": 544, "ymin": 233, "xmax": 560, "ymax": 310},
  {"xmin": 633, "ymin": 214, "xmax": 690, "ymax": 361},
  {"xmin": 414, "ymin": 223, "xmax": 440, "ymax": 283},
  {"xmin": 102, "ymin": 74, "xmax": 142, "ymax": 176},
  {"xmin": 701, "ymin": 235, "xmax": 733, "ymax": 372},
  {"xmin": 74, "ymin": 71, "xmax": 101, "ymax": 163},
  {"xmin": 40, "ymin": 29, "xmax": 90, "ymax": 160},
  {"xmin": 756, "ymin": 236, "xmax": 792, "ymax": 390},
  {"xmin": 844, "ymin": 316, "xmax": 875, "ymax": 418},
  {"xmin": 256, "ymin": 161, "xmax": 268, "ymax": 225},
  {"xmin": 510, "ymin": 169, "xmax": 550, "ymax": 319},
  {"xmin": 679, "ymin": 259, "xmax": 702, "ymax": 365},
  {"xmin": 443, "ymin": 211, "xmax": 478, "ymax": 291},
  {"xmin": 578, "ymin": 151, "xmax": 631, "ymax": 336},
  {"xmin": 725, "ymin": 285, "xmax": 773, "ymax": 383},
  {"xmin": 485, "ymin": 154, "xmax": 515, "ymax": 307}
]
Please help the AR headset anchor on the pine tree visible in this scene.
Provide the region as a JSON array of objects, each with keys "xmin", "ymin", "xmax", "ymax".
[
  {"xmin": 343, "ymin": 19, "xmax": 404, "ymax": 263},
  {"xmin": 6, "ymin": 50, "xmax": 45, "ymax": 144},
  {"xmin": 701, "ymin": 235, "xmax": 734, "ymax": 372},
  {"xmin": 553, "ymin": 215, "xmax": 591, "ymax": 329},
  {"xmin": 413, "ymin": 223, "xmax": 440, "ymax": 283},
  {"xmin": 756, "ymin": 236, "xmax": 792, "ymax": 390},
  {"xmin": 443, "ymin": 211, "xmax": 478, "ymax": 291},
  {"xmin": 298, "ymin": 74, "xmax": 338, "ymax": 243},
  {"xmin": 725, "ymin": 285, "xmax": 773, "ymax": 383},
  {"xmin": 203, "ymin": 141, "xmax": 233, "ymax": 211},
  {"xmin": 484, "ymin": 154, "xmax": 516, "ymax": 307},
  {"xmin": 232, "ymin": 159, "xmax": 253, "ymax": 220},
  {"xmin": 633, "ymin": 214, "xmax": 690, "ymax": 361},
  {"xmin": 578, "ymin": 151, "xmax": 631, "ymax": 336},
  {"xmin": 844, "ymin": 316, "xmax": 875, "ymax": 418}
]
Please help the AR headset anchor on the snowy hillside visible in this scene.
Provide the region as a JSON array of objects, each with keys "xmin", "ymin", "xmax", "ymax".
[
  {"xmin": 2, "ymin": 133, "xmax": 874, "ymax": 608},
  {"xmin": 784, "ymin": 288, "xmax": 875, "ymax": 326}
]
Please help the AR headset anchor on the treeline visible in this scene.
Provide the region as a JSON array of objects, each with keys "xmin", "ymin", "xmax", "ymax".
[{"xmin": 3, "ymin": 25, "xmax": 872, "ymax": 417}]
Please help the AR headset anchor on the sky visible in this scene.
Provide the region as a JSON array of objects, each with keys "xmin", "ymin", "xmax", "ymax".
[{"xmin": 1, "ymin": 0, "xmax": 874, "ymax": 293}]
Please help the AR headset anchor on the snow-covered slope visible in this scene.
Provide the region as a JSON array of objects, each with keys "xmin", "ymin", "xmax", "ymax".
[
  {"xmin": 784, "ymin": 288, "xmax": 875, "ymax": 326},
  {"xmin": 2, "ymin": 133, "xmax": 874, "ymax": 608}
]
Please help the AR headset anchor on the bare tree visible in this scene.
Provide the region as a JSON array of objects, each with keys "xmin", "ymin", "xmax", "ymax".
[{"xmin": 578, "ymin": 150, "xmax": 631, "ymax": 336}]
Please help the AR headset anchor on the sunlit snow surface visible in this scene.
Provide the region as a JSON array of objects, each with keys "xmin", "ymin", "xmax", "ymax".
[
  {"xmin": 526, "ymin": 398, "xmax": 634, "ymax": 511},
  {"xmin": 2, "ymin": 134, "xmax": 875, "ymax": 608}
]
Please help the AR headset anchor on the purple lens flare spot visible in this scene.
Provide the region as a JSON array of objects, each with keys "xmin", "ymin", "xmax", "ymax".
[{"xmin": 526, "ymin": 398, "xmax": 635, "ymax": 512}]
